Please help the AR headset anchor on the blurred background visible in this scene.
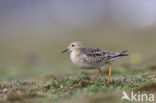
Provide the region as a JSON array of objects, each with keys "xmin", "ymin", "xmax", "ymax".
[{"xmin": 0, "ymin": 0, "xmax": 156, "ymax": 79}]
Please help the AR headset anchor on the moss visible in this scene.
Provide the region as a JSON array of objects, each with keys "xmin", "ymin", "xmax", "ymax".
[{"xmin": 0, "ymin": 73, "xmax": 155, "ymax": 103}]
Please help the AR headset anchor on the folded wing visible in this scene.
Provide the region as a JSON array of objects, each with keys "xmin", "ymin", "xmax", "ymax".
[{"xmin": 81, "ymin": 47, "xmax": 112, "ymax": 65}]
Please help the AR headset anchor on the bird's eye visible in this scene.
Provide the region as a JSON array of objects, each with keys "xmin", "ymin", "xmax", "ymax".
[{"xmin": 72, "ymin": 45, "xmax": 74, "ymax": 47}]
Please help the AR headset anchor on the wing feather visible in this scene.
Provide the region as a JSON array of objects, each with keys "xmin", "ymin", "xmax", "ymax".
[{"xmin": 81, "ymin": 48, "xmax": 112, "ymax": 65}]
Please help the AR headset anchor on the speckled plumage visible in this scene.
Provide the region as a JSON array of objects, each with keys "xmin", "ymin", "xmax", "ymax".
[
  {"xmin": 76, "ymin": 47, "xmax": 127, "ymax": 69},
  {"xmin": 62, "ymin": 41, "xmax": 128, "ymax": 69},
  {"xmin": 62, "ymin": 41, "xmax": 128, "ymax": 82}
]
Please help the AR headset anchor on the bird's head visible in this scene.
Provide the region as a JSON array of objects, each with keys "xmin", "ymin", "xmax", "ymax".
[{"xmin": 61, "ymin": 41, "xmax": 83, "ymax": 53}]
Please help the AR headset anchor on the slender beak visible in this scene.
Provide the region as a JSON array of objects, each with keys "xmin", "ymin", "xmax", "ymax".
[{"xmin": 61, "ymin": 48, "xmax": 68, "ymax": 54}]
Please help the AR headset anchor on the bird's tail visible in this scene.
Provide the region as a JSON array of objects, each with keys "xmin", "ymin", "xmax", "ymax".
[{"xmin": 112, "ymin": 50, "xmax": 128, "ymax": 58}]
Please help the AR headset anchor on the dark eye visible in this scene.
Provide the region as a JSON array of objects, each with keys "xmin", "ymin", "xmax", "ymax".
[{"xmin": 72, "ymin": 45, "xmax": 74, "ymax": 47}]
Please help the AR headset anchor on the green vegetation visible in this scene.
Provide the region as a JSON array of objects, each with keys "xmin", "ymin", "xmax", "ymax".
[{"xmin": 0, "ymin": 66, "xmax": 156, "ymax": 103}]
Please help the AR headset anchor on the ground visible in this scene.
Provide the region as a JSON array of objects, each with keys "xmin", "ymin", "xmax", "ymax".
[{"xmin": 0, "ymin": 64, "xmax": 156, "ymax": 103}]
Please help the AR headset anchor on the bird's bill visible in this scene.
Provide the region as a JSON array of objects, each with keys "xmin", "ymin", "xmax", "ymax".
[{"xmin": 61, "ymin": 48, "xmax": 68, "ymax": 54}]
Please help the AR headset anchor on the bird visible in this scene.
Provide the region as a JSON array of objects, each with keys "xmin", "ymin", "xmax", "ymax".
[{"xmin": 61, "ymin": 41, "xmax": 128, "ymax": 83}]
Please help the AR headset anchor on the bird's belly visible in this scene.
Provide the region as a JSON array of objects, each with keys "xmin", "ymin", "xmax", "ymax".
[
  {"xmin": 70, "ymin": 52, "xmax": 102, "ymax": 69},
  {"xmin": 70, "ymin": 53, "xmax": 92, "ymax": 69}
]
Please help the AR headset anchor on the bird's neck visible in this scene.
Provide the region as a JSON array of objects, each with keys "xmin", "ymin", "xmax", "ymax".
[{"xmin": 71, "ymin": 48, "xmax": 82, "ymax": 56}]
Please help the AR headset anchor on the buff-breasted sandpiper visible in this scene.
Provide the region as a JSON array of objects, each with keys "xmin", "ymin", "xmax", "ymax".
[{"xmin": 61, "ymin": 41, "xmax": 128, "ymax": 83}]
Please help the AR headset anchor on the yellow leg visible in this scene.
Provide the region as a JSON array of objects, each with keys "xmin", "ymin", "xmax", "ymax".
[
  {"xmin": 108, "ymin": 62, "xmax": 112, "ymax": 83},
  {"xmin": 91, "ymin": 68, "xmax": 102, "ymax": 82}
]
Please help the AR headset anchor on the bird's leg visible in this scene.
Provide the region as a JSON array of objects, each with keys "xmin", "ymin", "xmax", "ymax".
[
  {"xmin": 108, "ymin": 62, "xmax": 112, "ymax": 83},
  {"xmin": 91, "ymin": 68, "xmax": 102, "ymax": 82}
]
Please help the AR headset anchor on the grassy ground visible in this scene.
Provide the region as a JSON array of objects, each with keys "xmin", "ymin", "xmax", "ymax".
[
  {"xmin": 0, "ymin": 30, "xmax": 156, "ymax": 103},
  {"xmin": 0, "ymin": 64, "xmax": 156, "ymax": 103}
]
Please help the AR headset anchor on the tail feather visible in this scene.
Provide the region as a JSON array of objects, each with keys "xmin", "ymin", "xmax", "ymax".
[{"xmin": 112, "ymin": 50, "xmax": 128, "ymax": 58}]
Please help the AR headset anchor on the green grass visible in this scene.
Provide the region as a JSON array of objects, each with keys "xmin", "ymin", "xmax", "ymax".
[{"xmin": 0, "ymin": 71, "xmax": 156, "ymax": 103}]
